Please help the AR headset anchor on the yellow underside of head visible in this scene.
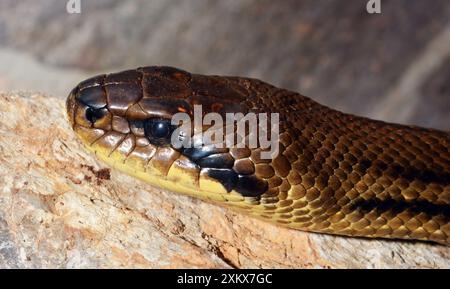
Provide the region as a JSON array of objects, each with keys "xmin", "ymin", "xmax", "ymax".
[{"xmin": 84, "ymin": 138, "xmax": 254, "ymax": 208}]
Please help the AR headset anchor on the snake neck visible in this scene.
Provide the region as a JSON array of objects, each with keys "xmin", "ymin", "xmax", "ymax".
[{"xmin": 231, "ymin": 77, "xmax": 450, "ymax": 244}]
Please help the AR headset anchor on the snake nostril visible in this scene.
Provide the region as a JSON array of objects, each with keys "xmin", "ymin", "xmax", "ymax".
[{"xmin": 85, "ymin": 107, "xmax": 107, "ymax": 124}]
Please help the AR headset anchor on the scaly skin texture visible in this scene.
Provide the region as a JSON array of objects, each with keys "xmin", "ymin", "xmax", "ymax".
[{"xmin": 66, "ymin": 66, "xmax": 450, "ymax": 245}]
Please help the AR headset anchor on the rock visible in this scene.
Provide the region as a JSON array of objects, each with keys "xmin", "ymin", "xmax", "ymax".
[{"xmin": 0, "ymin": 91, "xmax": 449, "ymax": 268}]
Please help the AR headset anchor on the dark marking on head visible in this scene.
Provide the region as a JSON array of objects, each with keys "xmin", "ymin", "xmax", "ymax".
[
  {"xmin": 235, "ymin": 175, "xmax": 268, "ymax": 197},
  {"xmin": 183, "ymin": 147, "xmax": 267, "ymax": 198},
  {"xmin": 205, "ymin": 168, "xmax": 238, "ymax": 192},
  {"xmin": 196, "ymin": 153, "xmax": 235, "ymax": 169},
  {"xmin": 182, "ymin": 145, "xmax": 228, "ymax": 161}
]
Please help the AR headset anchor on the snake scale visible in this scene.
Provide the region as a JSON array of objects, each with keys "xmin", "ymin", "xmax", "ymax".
[{"xmin": 66, "ymin": 66, "xmax": 450, "ymax": 245}]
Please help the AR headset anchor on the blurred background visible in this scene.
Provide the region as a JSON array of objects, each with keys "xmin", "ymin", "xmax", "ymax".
[{"xmin": 0, "ymin": 0, "xmax": 448, "ymax": 130}]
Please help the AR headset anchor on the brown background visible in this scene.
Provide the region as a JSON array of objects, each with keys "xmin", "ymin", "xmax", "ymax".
[{"xmin": 0, "ymin": 0, "xmax": 449, "ymax": 130}]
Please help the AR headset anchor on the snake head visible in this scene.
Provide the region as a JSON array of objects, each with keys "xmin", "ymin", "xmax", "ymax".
[{"xmin": 66, "ymin": 66, "xmax": 270, "ymax": 205}]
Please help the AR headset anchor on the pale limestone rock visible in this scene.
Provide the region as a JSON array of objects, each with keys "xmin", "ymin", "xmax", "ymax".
[{"xmin": 0, "ymin": 91, "xmax": 449, "ymax": 268}]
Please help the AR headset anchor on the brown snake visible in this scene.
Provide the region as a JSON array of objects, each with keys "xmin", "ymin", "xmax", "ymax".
[{"xmin": 66, "ymin": 66, "xmax": 450, "ymax": 245}]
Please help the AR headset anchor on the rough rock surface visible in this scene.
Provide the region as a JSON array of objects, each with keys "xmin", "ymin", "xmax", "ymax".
[{"xmin": 0, "ymin": 91, "xmax": 449, "ymax": 268}]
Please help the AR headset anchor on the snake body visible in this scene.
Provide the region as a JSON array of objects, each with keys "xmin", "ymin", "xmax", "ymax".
[{"xmin": 66, "ymin": 66, "xmax": 450, "ymax": 245}]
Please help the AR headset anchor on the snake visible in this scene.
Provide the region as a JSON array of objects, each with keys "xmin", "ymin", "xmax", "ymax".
[{"xmin": 66, "ymin": 66, "xmax": 450, "ymax": 245}]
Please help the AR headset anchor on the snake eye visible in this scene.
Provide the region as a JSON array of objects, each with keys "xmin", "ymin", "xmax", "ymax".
[
  {"xmin": 151, "ymin": 121, "xmax": 170, "ymax": 138},
  {"xmin": 85, "ymin": 107, "xmax": 107, "ymax": 123},
  {"xmin": 144, "ymin": 118, "xmax": 175, "ymax": 145}
]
